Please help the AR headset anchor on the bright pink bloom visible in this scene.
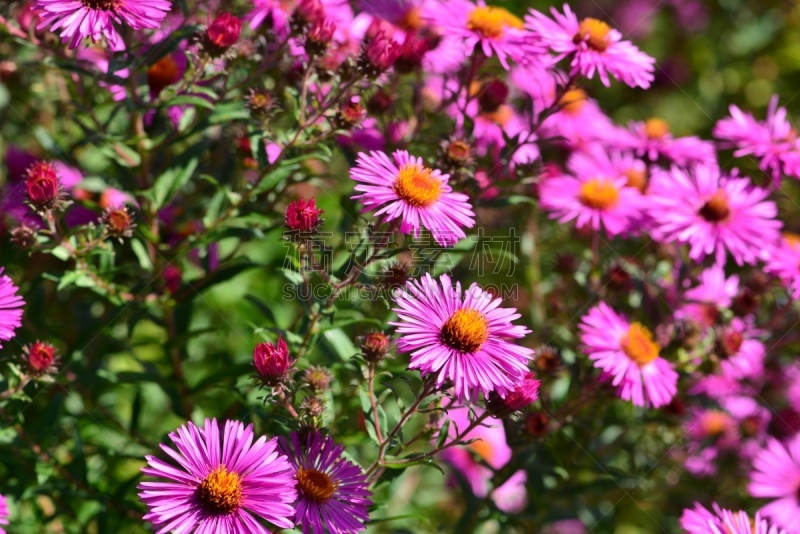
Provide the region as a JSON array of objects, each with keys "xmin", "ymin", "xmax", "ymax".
[
  {"xmin": 206, "ymin": 13, "xmax": 242, "ymax": 53},
  {"xmin": 677, "ymin": 265, "xmax": 739, "ymax": 329},
  {"xmin": 647, "ymin": 165, "xmax": 781, "ymax": 266},
  {"xmin": 425, "ymin": 0, "xmax": 533, "ymax": 69},
  {"xmin": 714, "ymin": 318, "xmax": 765, "ymax": 382},
  {"xmin": 439, "ymin": 402, "xmax": 527, "ymax": 512},
  {"xmin": 749, "ymin": 435, "xmax": 800, "ymax": 532},
  {"xmin": 391, "ymin": 273, "xmax": 534, "ymax": 401},
  {"xmin": 682, "ymin": 502, "xmax": 788, "ymax": 534},
  {"xmin": 253, "ymin": 337, "xmax": 293, "ymax": 387},
  {"xmin": 139, "ymin": 418, "xmax": 297, "ymax": 533},
  {"xmin": 0, "ymin": 494, "xmax": 7, "ymax": 534},
  {"xmin": 714, "ymin": 96, "xmax": 800, "ymax": 186},
  {"xmin": 486, "ymin": 371, "xmax": 540, "ymax": 415},
  {"xmin": 35, "ymin": 0, "xmax": 171, "ymax": 51},
  {"xmin": 614, "ymin": 118, "xmax": 717, "ymax": 166},
  {"xmin": 765, "ymin": 234, "xmax": 800, "ymax": 299},
  {"xmin": 579, "ymin": 302, "xmax": 677, "ymax": 408},
  {"xmin": 248, "ymin": 0, "xmax": 291, "ymax": 34},
  {"xmin": 0, "ymin": 269, "xmax": 24, "ymax": 349},
  {"xmin": 525, "ymin": 4, "xmax": 654, "ymax": 88},
  {"xmin": 278, "ymin": 431, "xmax": 372, "ymax": 534},
  {"xmin": 285, "ymin": 198, "xmax": 323, "ymax": 232},
  {"xmin": 539, "ymin": 151, "xmax": 643, "ymax": 236},
  {"xmin": 350, "ymin": 150, "xmax": 475, "ymax": 247}
]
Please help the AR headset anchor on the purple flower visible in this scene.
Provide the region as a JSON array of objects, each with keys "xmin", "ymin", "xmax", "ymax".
[
  {"xmin": 764, "ymin": 233, "xmax": 800, "ymax": 299},
  {"xmin": 391, "ymin": 273, "xmax": 534, "ymax": 401},
  {"xmin": 579, "ymin": 302, "xmax": 677, "ymax": 408},
  {"xmin": 349, "ymin": 150, "xmax": 475, "ymax": 247},
  {"xmin": 749, "ymin": 435, "xmax": 800, "ymax": 532},
  {"xmin": 138, "ymin": 418, "xmax": 297, "ymax": 532},
  {"xmin": 278, "ymin": 431, "xmax": 372, "ymax": 534},
  {"xmin": 35, "ymin": 0, "xmax": 172, "ymax": 51},
  {"xmin": 526, "ymin": 4, "xmax": 655, "ymax": 88},
  {"xmin": 0, "ymin": 269, "xmax": 24, "ymax": 349},
  {"xmin": 647, "ymin": 165, "xmax": 781, "ymax": 266}
]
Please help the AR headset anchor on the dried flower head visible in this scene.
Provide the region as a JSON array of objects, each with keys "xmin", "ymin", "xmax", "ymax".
[
  {"xmin": 10, "ymin": 225, "xmax": 37, "ymax": 249},
  {"xmin": 302, "ymin": 365, "xmax": 332, "ymax": 393},
  {"xmin": 360, "ymin": 331, "xmax": 391, "ymax": 363},
  {"xmin": 102, "ymin": 206, "xmax": 136, "ymax": 239}
]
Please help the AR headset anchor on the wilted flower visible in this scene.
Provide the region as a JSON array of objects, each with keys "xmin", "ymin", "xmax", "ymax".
[
  {"xmin": 10, "ymin": 225, "xmax": 37, "ymax": 249},
  {"xmin": 302, "ymin": 365, "xmax": 332, "ymax": 393},
  {"xmin": 334, "ymin": 100, "xmax": 366, "ymax": 130},
  {"xmin": 102, "ymin": 207, "xmax": 136, "ymax": 239}
]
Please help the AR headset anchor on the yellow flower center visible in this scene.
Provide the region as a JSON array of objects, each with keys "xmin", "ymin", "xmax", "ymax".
[
  {"xmin": 394, "ymin": 164, "xmax": 442, "ymax": 208},
  {"xmin": 621, "ymin": 322, "xmax": 659, "ymax": 366},
  {"xmin": 440, "ymin": 308, "xmax": 490, "ymax": 353},
  {"xmin": 398, "ymin": 6, "xmax": 424, "ymax": 30},
  {"xmin": 578, "ymin": 178, "xmax": 620, "ymax": 210},
  {"xmin": 468, "ymin": 439, "xmax": 493, "ymax": 462},
  {"xmin": 575, "ymin": 18, "xmax": 611, "ymax": 51},
  {"xmin": 784, "ymin": 232, "xmax": 800, "ymax": 249},
  {"xmin": 559, "ymin": 89, "xmax": 588, "ymax": 115},
  {"xmin": 644, "ymin": 118, "xmax": 670, "ymax": 140},
  {"xmin": 296, "ymin": 467, "xmax": 337, "ymax": 502},
  {"xmin": 624, "ymin": 167, "xmax": 648, "ymax": 193},
  {"xmin": 467, "ymin": 6, "xmax": 524, "ymax": 39},
  {"xmin": 701, "ymin": 411, "xmax": 731, "ymax": 437},
  {"xmin": 698, "ymin": 190, "xmax": 730, "ymax": 223},
  {"xmin": 197, "ymin": 466, "xmax": 243, "ymax": 514}
]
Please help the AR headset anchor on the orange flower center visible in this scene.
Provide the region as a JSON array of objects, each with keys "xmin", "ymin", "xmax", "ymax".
[
  {"xmin": 482, "ymin": 104, "xmax": 514, "ymax": 126},
  {"xmin": 575, "ymin": 18, "xmax": 611, "ymax": 51},
  {"xmin": 394, "ymin": 163, "xmax": 442, "ymax": 208},
  {"xmin": 624, "ymin": 167, "xmax": 648, "ymax": 193},
  {"xmin": 398, "ymin": 6, "xmax": 424, "ymax": 30},
  {"xmin": 578, "ymin": 178, "xmax": 619, "ymax": 210},
  {"xmin": 698, "ymin": 190, "xmax": 730, "ymax": 223},
  {"xmin": 296, "ymin": 467, "xmax": 337, "ymax": 502},
  {"xmin": 701, "ymin": 411, "xmax": 731, "ymax": 436},
  {"xmin": 644, "ymin": 118, "xmax": 670, "ymax": 140},
  {"xmin": 784, "ymin": 232, "xmax": 800, "ymax": 249},
  {"xmin": 467, "ymin": 6, "xmax": 523, "ymax": 39},
  {"xmin": 440, "ymin": 308, "xmax": 490, "ymax": 353},
  {"xmin": 468, "ymin": 439, "xmax": 493, "ymax": 462},
  {"xmin": 559, "ymin": 89, "xmax": 588, "ymax": 115},
  {"xmin": 197, "ymin": 466, "xmax": 243, "ymax": 514},
  {"xmin": 82, "ymin": 0, "xmax": 120, "ymax": 9},
  {"xmin": 621, "ymin": 322, "xmax": 659, "ymax": 366}
]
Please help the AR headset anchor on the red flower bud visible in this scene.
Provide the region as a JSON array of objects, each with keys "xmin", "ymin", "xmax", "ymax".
[
  {"xmin": 486, "ymin": 372, "xmax": 540, "ymax": 416},
  {"xmin": 361, "ymin": 332, "xmax": 390, "ymax": 363},
  {"xmin": 205, "ymin": 13, "xmax": 242, "ymax": 55},
  {"xmin": 306, "ymin": 19, "xmax": 336, "ymax": 56},
  {"xmin": 358, "ymin": 32, "xmax": 401, "ymax": 78},
  {"xmin": 25, "ymin": 341, "xmax": 58, "ymax": 375},
  {"xmin": 285, "ymin": 198, "xmax": 323, "ymax": 232},
  {"xmin": 478, "ymin": 79, "xmax": 509, "ymax": 114},
  {"xmin": 25, "ymin": 162, "xmax": 61, "ymax": 209},
  {"xmin": 253, "ymin": 337, "xmax": 294, "ymax": 387}
]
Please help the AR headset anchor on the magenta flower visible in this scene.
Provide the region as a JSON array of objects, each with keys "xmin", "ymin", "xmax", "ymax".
[
  {"xmin": 765, "ymin": 234, "xmax": 800, "ymax": 299},
  {"xmin": 285, "ymin": 198, "xmax": 324, "ymax": 232},
  {"xmin": 486, "ymin": 372, "xmax": 540, "ymax": 416},
  {"xmin": 750, "ymin": 435, "xmax": 800, "ymax": 531},
  {"xmin": 253, "ymin": 337, "xmax": 294, "ymax": 388},
  {"xmin": 714, "ymin": 318, "xmax": 765, "ymax": 382},
  {"xmin": 35, "ymin": 0, "xmax": 172, "ymax": 51},
  {"xmin": 682, "ymin": 502, "xmax": 788, "ymax": 534},
  {"xmin": 0, "ymin": 269, "xmax": 24, "ymax": 349},
  {"xmin": 138, "ymin": 418, "xmax": 297, "ymax": 533},
  {"xmin": 579, "ymin": 302, "xmax": 677, "ymax": 408},
  {"xmin": 647, "ymin": 165, "xmax": 781, "ymax": 265},
  {"xmin": 0, "ymin": 494, "xmax": 7, "ymax": 534},
  {"xmin": 614, "ymin": 118, "xmax": 717, "ymax": 166},
  {"xmin": 439, "ymin": 402, "xmax": 527, "ymax": 513},
  {"xmin": 676, "ymin": 265, "xmax": 739, "ymax": 329},
  {"xmin": 425, "ymin": 0, "xmax": 533, "ymax": 70},
  {"xmin": 278, "ymin": 431, "xmax": 372, "ymax": 534},
  {"xmin": 350, "ymin": 150, "xmax": 475, "ymax": 247},
  {"xmin": 538, "ymin": 151, "xmax": 643, "ymax": 236},
  {"xmin": 714, "ymin": 96, "xmax": 800, "ymax": 186},
  {"xmin": 391, "ymin": 273, "xmax": 534, "ymax": 401},
  {"xmin": 248, "ymin": 0, "xmax": 291, "ymax": 34},
  {"xmin": 525, "ymin": 4, "xmax": 654, "ymax": 88}
]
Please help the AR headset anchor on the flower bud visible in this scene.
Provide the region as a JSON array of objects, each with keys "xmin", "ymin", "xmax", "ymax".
[
  {"xmin": 360, "ymin": 332, "xmax": 390, "ymax": 363},
  {"xmin": 486, "ymin": 372, "xmax": 540, "ymax": 416},
  {"xmin": 285, "ymin": 198, "xmax": 323, "ymax": 232},
  {"xmin": 292, "ymin": 0, "xmax": 323, "ymax": 32},
  {"xmin": 103, "ymin": 206, "xmax": 136, "ymax": 239},
  {"xmin": 25, "ymin": 162, "xmax": 61, "ymax": 210},
  {"xmin": 205, "ymin": 12, "xmax": 242, "ymax": 55},
  {"xmin": 441, "ymin": 138, "xmax": 474, "ymax": 169},
  {"xmin": 24, "ymin": 341, "xmax": 58, "ymax": 376},
  {"xmin": 524, "ymin": 412, "xmax": 549, "ymax": 438},
  {"xmin": 393, "ymin": 34, "xmax": 432, "ymax": 73},
  {"xmin": 303, "ymin": 365, "xmax": 332, "ymax": 393},
  {"xmin": 253, "ymin": 337, "xmax": 294, "ymax": 388},
  {"xmin": 478, "ymin": 79, "xmax": 509, "ymax": 114},
  {"xmin": 306, "ymin": 19, "xmax": 335, "ymax": 57},
  {"xmin": 10, "ymin": 225, "xmax": 36, "ymax": 249},
  {"xmin": 358, "ymin": 32, "xmax": 401, "ymax": 78},
  {"xmin": 163, "ymin": 265, "xmax": 182, "ymax": 295},
  {"xmin": 333, "ymin": 101, "xmax": 365, "ymax": 130},
  {"xmin": 147, "ymin": 54, "xmax": 182, "ymax": 95},
  {"xmin": 301, "ymin": 396, "xmax": 325, "ymax": 417},
  {"xmin": 366, "ymin": 90, "xmax": 393, "ymax": 115}
]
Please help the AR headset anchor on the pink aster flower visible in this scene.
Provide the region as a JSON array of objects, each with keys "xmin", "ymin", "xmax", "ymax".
[
  {"xmin": 579, "ymin": 302, "xmax": 677, "ymax": 408},
  {"xmin": 538, "ymin": 151, "xmax": 643, "ymax": 236},
  {"xmin": 0, "ymin": 269, "xmax": 24, "ymax": 349},
  {"xmin": 138, "ymin": 418, "xmax": 297, "ymax": 533},
  {"xmin": 391, "ymin": 273, "xmax": 534, "ymax": 401},
  {"xmin": 749, "ymin": 435, "xmax": 800, "ymax": 532},
  {"xmin": 677, "ymin": 265, "xmax": 739, "ymax": 329},
  {"xmin": 613, "ymin": 118, "xmax": 717, "ymax": 166},
  {"xmin": 0, "ymin": 494, "xmax": 7, "ymax": 534},
  {"xmin": 682, "ymin": 502, "xmax": 788, "ymax": 534},
  {"xmin": 248, "ymin": 0, "xmax": 291, "ymax": 34},
  {"xmin": 537, "ymin": 89, "xmax": 620, "ymax": 150},
  {"xmin": 525, "ymin": 4, "xmax": 654, "ymax": 88},
  {"xmin": 349, "ymin": 150, "xmax": 475, "ymax": 247},
  {"xmin": 439, "ymin": 402, "xmax": 527, "ymax": 513},
  {"xmin": 425, "ymin": 0, "xmax": 532, "ymax": 69},
  {"xmin": 35, "ymin": 0, "xmax": 172, "ymax": 51},
  {"xmin": 647, "ymin": 165, "xmax": 781, "ymax": 266},
  {"xmin": 713, "ymin": 318, "xmax": 765, "ymax": 381},
  {"xmin": 765, "ymin": 233, "xmax": 800, "ymax": 299},
  {"xmin": 714, "ymin": 96, "xmax": 800, "ymax": 186},
  {"xmin": 278, "ymin": 430, "xmax": 372, "ymax": 534}
]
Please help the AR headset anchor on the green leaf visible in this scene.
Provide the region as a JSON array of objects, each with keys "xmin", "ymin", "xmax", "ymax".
[
  {"xmin": 149, "ymin": 156, "xmax": 199, "ymax": 209},
  {"xmin": 104, "ymin": 142, "xmax": 142, "ymax": 167},
  {"xmin": 436, "ymin": 418, "xmax": 450, "ymax": 449},
  {"xmin": 130, "ymin": 239, "xmax": 154, "ymax": 271}
]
